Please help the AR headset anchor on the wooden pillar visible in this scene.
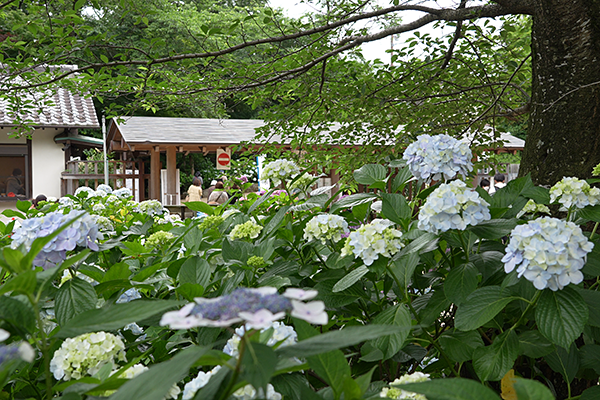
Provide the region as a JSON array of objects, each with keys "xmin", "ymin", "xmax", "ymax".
[
  {"xmin": 166, "ymin": 146, "xmax": 177, "ymax": 205},
  {"xmin": 150, "ymin": 146, "xmax": 161, "ymax": 200}
]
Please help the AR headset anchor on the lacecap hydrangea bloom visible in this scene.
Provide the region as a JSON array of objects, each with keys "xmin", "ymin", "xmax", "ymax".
[
  {"xmin": 260, "ymin": 159, "xmax": 301, "ymax": 187},
  {"xmin": 50, "ymin": 332, "xmax": 126, "ymax": 381},
  {"xmin": 380, "ymin": 372, "xmax": 430, "ymax": 399},
  {"xmin": 229, "ymin": 220, "xmax": 263, "ymax": 240},
  {"xmin": 550, "ymin": 177, "xmax": 600, "ymax": 211},
  {"xmin": 341, "ymin": 219, "xmax": 404, "ymax": 266},
  {"xmin": 11, "ymin": 210, "xmax": 102, "ymax": 269},
  {"xmin": 304, "ymin": 214, "xmax": 349, "ymax": 244},
  {"xmin": 517, "ymin": 199, "xmax": 551, "ymax": 218},
  {"xmin": 403, "ymin": 134, "xmax": 473, "ymax": 181},
  {"xmin": 160, "ymin": 287, "xmax": 327, "ymax": 329},
  {"xmin": 418, "ymin": 180, "xmax": 490, "ymax": 234},
  {"xmin": 502, "ymin": 217, "xmax": 593, "ymax": 291}
]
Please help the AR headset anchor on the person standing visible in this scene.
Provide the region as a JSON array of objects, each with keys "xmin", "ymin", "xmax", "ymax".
[
  {"xmin": 208, "ymin": 182, "xmax": 229, "ymax": 205},
  {"xmin": 187, "ymin": 177, "xmax": 203, "ymax": 202}
]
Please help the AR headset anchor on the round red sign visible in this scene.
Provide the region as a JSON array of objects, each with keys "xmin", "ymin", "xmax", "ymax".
[{"xmin": 217, "ymin": 152, "xmax": 230, "ymax": 166}]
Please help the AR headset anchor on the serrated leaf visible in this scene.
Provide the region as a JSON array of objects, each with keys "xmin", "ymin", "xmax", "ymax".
[
  {"xmin": 544, "ymin": 344, "xmax": 579, "ymax": 383},
  {"xmin": 473, "ymin": 330, "xmax": 520, "ymax": 381},
  {"xmin": 518, "ymin": 331, "xmax": 554, "ymax": 358},
  {"xmin": 444, "ymin": 263, "xmax": 478, "ymax": 306},
  {"xmin": 396, "ymin": 378, "xmax": 501, "ymax": 400},
  {"xmin": 455, "ymin": 286, "xmax": 515, "ymax": 331},
  {"xmin": 366, "ymin": 305, "xmax": 411, "ymax": 360},
  {"xmin": 513, "ymin": 378, "xmax": 554, "ymax": 400},
  {"xmin": 535, "ymin": 287, "xmax": 588, "ymax": 348},
  {"xmin": 55, "ymin": 278, "xmax": 98, "ymax": 326},
  {"xmin": 354, "ymin": 164, "xmax": 387, "ymax": 185},
  {"xmin": 333, "ymin": 266, "xmax": 368, "ymax": 292},
  {"xmin": 240, "ymin": 342, "xmax": 277, "ymax": 390},
  {"xmin": 579, "ymin": 344, "xmax": 600, "ymax": 374},
  {"xmin": 439, "ymin": 330, "xmax": 484, "ymax": 363}
]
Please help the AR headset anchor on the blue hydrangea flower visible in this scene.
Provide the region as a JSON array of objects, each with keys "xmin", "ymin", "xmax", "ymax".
[
  {"xmin": 403, "ymin": 134, "xmax": 473, "ymax": 181},
  {"xmin": 11, "ymin": 210, "xmax": 102, "ymax": 269},
  {"xmin": 502, "ymin": 217, "xmax": 593, "ymax": 290},
  {"xmin": 418, "ymin": 180, "xmax": 490, "ymax": 234},
  {"xmin": 340, "ymin": 219, "xmax": 404, "ymax": 266}
]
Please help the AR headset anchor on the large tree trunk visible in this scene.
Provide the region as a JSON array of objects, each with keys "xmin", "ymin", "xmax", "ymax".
[{"xmin": 519, "ymin": 0, "xmax": 600, "ymax": 186}]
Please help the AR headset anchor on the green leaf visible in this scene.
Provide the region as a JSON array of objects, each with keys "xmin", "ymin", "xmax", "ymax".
[
  {"xmin": 314, "ymin": 280, "xmax": 362, "ymax": 308},
  {"xmin": 278, "ymin": 323, "xmax": 409, "ymax": 359},
  {"xmin": 468, "ymin": 219, "xmax": 518, "ymax": 240},
  {"xmin": 330, "ymin": 193, "xmax": 376, "ymax": 213},
  {"xmin": 518, "ymin": 331, "xmax": 554, "ymax": 358},
  {"xmin": 439, "ymin": 330, "xmax": 484, "ymax": 363},
  {"xmin": 0, "ymin": 270, "xmax": 36, "ymax": 296},
  {"xmin": 16, "ymin": 199, "xmax": 32, "ymax": 213},
  {"xmin": 579, "ymin": 344, "xmax": 600, "ymax": 374},
  {"xmin": 103, "ymin": 263, "xmax": 131, "ymax": 282},
  {"xmin": 292, "ymin": 319, "xmax": 350, "ymax": 398},
  {"xmin": 389, "ymin": 253, "xmax": 420, "ymax": 292},
  {"xmin": 57, "ymin": 300, "xmax": 184, "ymax": 338},
  {"xmin": 535, "ymin": 287, "xmax": 588, "ymax": 348},
  {"xmin": 544, "ymin": 344, "xmax": 579, "ymax": 383},
  {"xmin": 380, "ymin": 193, "xmax": 411, "ymax": 225},
  {"xmin": 354, "ymin": 164, "xmax": 387, "ymax": 185},
  {"xmin": 2, "ymin": 248, "xmax": 24, "ymax": 273},
  {"xmin": 513, "ymin": 378, "xmax": 555, "ymax": 400},
  {"xmin": 248, "ymin": 188, "xmax": 275, "ymax": 214},
  {"xmin": 473, "ymin": 330, "xmax": 520, "ymax": 381},
  {"xmin": 222, "ymin": 238, "xmax": 252, "ymax": 264},
  {"xmin": 108, "ymin": 346, "xmax": 207, "ymax": 400},
  {"xmin": 576, "ymin": 288, "xmax": 600, "ymax": 327},
  {"xmin": 580, "ymin": 386, "xmax": 600, "ymax": 400},
  {"xmin": 455, "ymin": 286, "xmax": 515, "ymax": 331},
  {"xmin": 366, "ymin": 305, "xmax": 411, "ymax": 360},
  {"xmin": 391, "ymin": 166, "xmax": 413, "ymax": 193},
  {"xmin": 262, "ymin": 206, "xmax": 290, "ymax": 237},
  {"xmin": 178, "ymin": 257, "xmax": 210, "ymax": 288},
  {"xmin": 55, "ymin": 278, "xmax": 98, "ymax": 326},
  {"xmin": 332, "ymin": 266, "xmax": 368, "ymax": 293},
  {"xmin": 184, "ymin": 201, "xmax": 214, "ymax": 215},
  {"xmin": 444, "ymin": 263, "xmax": 478, "ymax": 306},
  {"xmin": 396, "ymin": 378, "xmax": 501, "ymax": 400},
  {"xmin": 240, "ymin": 342, "xmax": 277, "ymax": 390},
  {"xmin": 0, "ymin": 296, "xmax": 35, "ymax": 335},
  {"xmin": 175, "ymin": 283, "xmax": 204, "ymax": 301}
]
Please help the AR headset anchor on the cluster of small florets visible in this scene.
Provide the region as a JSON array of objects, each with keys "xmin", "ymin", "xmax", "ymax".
[
  {"xmin": 137, "ymin": 200, "xmax": 166, "ymax": 216},
  {"xmin": 229, "ymin": 220, "xmax": 263, "ymax": 240},
  {"xmin": 0, "ymin": 329, "xmax": 35, "ymax": 367},
  {"xmin": 223, "ymin": 320, "xmax": 297, "ymax": 358},
  {"xmin": 502, "ymin": 217, "xmax": 593, "ymax": 291},
  {"xmin": 113, "ymin": 187, "xmax": 133, "ymax": 198},
  {"xmin": 304, "ymin": 214, "xmax": 349, "ymax": 244},
  {"xmin": 549, "ymin": 177, "xmax": 600, "ymax": 211},
  {"xmin": 261, "ymin": 159, "xmax": 301, "ymax": 187},
  {"xmin": 155, "ymin": 214, "xmax": 184, "ymax": 226},
  {"xmin": 380, "ymin": 372, "xmax": 430, "ymax": 399},
  {"xmin": 95, "ymin": 184, "xmax": 113, "ymax": 196},
  {"xmin": 198, "ymin": 215, "xmax": 224, "ymax": 230},
  {"xmin": 50, "ymin": 332, "xmax": 126, "ymax": 381},
  {"xmin": 288, "ymin": 172, "xmax": 316, "ymax": 192},
  {"xmin": 517, "ymin": 199, "xmax": 551, "ymax": 218},
  {"xmin": 403, "ymin": 134, "xmax": 473, "ymax": 181},
  {"xmin": 74, "ymin": 186, "xmax": 100, "ymax": 199},
  {"xmin": 341, "ymin": 219, "xmax": 404, "ymax": 266},
  {"xmin": 247, "ymin": 256, "xmax": 265, "ymax": 268},
  {"xmin": 418, "ymin": 180, "xmax": 491, "ymax": 234},
  {"xmin": 96, "ymin": 216, "xmax": 115, "ymax": 232},
  {"xmin": 146, "ymin": 231, "xmax": 175, "ymax": 248},
  {"xmin": 11, "ymin": 210, "xmax": 101, "ymax": 269},
  {"xmin": 160, "ymin": 287, "xmax": 327, "ymax": 329}
]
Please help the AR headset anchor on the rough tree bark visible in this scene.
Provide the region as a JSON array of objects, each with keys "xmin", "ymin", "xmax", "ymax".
[{"xmin": 519, "ymin": 0, "xmax": 600, "ymax": 186}]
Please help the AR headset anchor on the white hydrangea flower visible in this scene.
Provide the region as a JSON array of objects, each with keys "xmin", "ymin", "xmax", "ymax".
[
  {"xmin": 222, "ymin": 209, "xmax": 241, "ymax": 219},
  {"xmin": 137, "ymin": 200, "xmax": 165, "ymax": 216},
  {"xmin": 113, "ymin": 187, "xmax": 133, "ymax": 198},
  {"xmin": 288, "ymin": 172, "xmax": 316, "ymax": 192},
  {"xmin": 92, "ymin": 203, "xmax": 106, "ymax": 213},
  {"xmin": 403, "ymin": 134, "xmax": 473, "ymax": 181},
  {"xmin": 223, "ymin": 321, "xmax": 297, "ymax": 358},
  {"xmin": 517, "ymin": 199, "xmax": 551, "ymax": 218},
  {"xmin": 381, "ymin": 372, "xmax": 430, "ymax": 399},
  {"xmin": 95, "ymin": 184, "xmax": 113, "ymax": 196},
  {"xmin": 303, "ymin": 214, "xmax": 349, "ymax": 244},
  {"xmin": 341, "ymin": 219, "xmax": 404, "ymax": 266},
  {"xmin": 502, "ymin": 217, "xmax": 593, "ymax": 290},
  {"xmin": 261, "ymin": 159, "xmax": 301, "ymax": 187},
  {"xmin": 74, "ymin": 186, "xmax": 98, "ymax": 198},
  {"xmin": 50, "ymin": 332, "xmax": 126, "ymax": 381},
  {"xmin": 418, "ymin": 180, "xmax": 490, "ymax": 234},
  {"xmin": 96, "ymin": 216, "xmax": 115, "ymax": 232},
  {"xmin": 550, "ymin": 177, "xmax": 600, "ymax": 211}
]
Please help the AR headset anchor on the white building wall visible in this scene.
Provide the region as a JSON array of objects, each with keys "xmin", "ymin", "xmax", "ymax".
[{"xmin": 31, "ymin": 128, "xmax": 64, "ymax": 198}]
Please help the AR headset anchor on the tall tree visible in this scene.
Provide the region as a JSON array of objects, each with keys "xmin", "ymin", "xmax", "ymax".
[{"xmin": 0, "ymin": 0, "xmax": 597, "ymax": 185}]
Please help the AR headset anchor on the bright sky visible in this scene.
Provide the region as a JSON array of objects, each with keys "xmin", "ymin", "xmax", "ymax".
[{"xmin": 266, "ymin": 0, "xmax": 487, "ymax": 63}]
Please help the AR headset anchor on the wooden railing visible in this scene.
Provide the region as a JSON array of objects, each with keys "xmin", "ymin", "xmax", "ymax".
[{"xmin": 61, "ymin": 160, "xmax": 148, "ymax": 200}]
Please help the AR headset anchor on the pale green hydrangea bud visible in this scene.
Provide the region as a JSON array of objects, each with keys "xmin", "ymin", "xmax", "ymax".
[
  {"xmin": 247, "ymin": 256, "xmax": 265, "ymax": 268},
  {"xmin": 198, "ymin": 215, "xmax": 224, "ymax": 231},
  {"xmin": 380, "ymin": 372, "xmax": 430, "ymax": 399},
  {"xmin": 146, "ymin": 231, "xmax": 175, "ymax": 248},
  {"xmin": 229, "ymin": 220, "xmax": 263, "ymax": 240},
  {"xmin": 517, "ymin": 199, "xmax": 551, "ymax": 218}
]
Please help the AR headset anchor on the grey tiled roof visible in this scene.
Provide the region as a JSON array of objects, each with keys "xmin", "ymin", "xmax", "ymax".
[
  {"xmin": 0, "ymin": 66, "xmax": 99, "ymax": 128},
  {"xmin": 113, "ymin": 116, "xmax": 268, "ymax": 144}
]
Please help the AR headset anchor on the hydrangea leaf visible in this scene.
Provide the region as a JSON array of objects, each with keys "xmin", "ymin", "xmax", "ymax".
[
  {"xmin": 439, "ymin": 330, "xmax": 484, "ymax": 363},
  {"xmin": 455, "ymin": 286, "xmax": 515, "ymax": 331},
  {"xmin": 366, "ymin": 304, "xmax": 411, "ymax": 361},
  {"xmin": 575, "ymin": 288, "xmax": 600, "ymax": 327},
  {"xmin": 184, "ymin": 201, "xmax": 214, "ymax": 216},
  {"xmin": 513, "ymin": 378, "xmax": 555, "ymax": 400},
  {"xmin": 353, "ymin": 164, "xmax": 387, "ymax": 185},
  {"xmin": 240, "ymin": 342, "xmax": 277, "ymax": 391},
  {"xmin": 332, "ymin": 266, "xmax": 368, "ymax": 293},
  {"xmin": 178, "ymin": 257, "xmax": 210, "ymax": 288},
  {"xmin": 473, "ymin": 330, "xmax": 520, "ymax": 381},
  {"xmin": 535, "ymin": 287, "xmax": 588, "ymax": 348},
  {"xmin": 580, "ymin": 386, "xmax": 600, "ymax": 400},
  {"xmin": 380, "ymin": 193, "xmax": 411, "ymax": 226},
  {"xmin": 517, "ymin": 331, "xmax": 555, "ymax": 358},
  {"xmin": 444, "ymin": 263, "xmax": 479, "ymax": 306},
  {"xmin": 330, "ymin": 193, "xmax": 376, "ymax": 213},
  {"xmin": 396, "ymin": 378, "xmax": 501, "ymax": 400},
  {"xmin": 55, "ymin": 277, "xmax": 98, "ymax": 326},
  {"xmin": 544, "ymin": 344, "xmax": 579, "ymax": 383}
]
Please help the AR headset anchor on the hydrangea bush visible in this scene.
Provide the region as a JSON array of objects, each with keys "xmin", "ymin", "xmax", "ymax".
[{"xmin": 1, "ymin": 143, "xmax": 600, "ymax": 400}]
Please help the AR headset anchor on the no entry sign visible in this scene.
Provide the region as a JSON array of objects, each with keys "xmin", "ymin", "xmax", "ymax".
[{"xmin": 216, "ymin": 148, "xmax": 231, "ymax": 170}]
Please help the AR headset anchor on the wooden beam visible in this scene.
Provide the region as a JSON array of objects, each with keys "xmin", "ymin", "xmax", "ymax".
[
  {"xmin": 166, "ymin": 146, "xmax": 177, "ymax": 205},
  {"xmin": 150, "ymin": 147, "xmax": 161, "ymax": 200}
]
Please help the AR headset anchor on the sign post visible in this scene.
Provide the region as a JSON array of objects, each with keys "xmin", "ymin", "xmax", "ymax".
[{"xmin": 216, "ymin": 148, "xmax": 231, "ymax": 170}]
